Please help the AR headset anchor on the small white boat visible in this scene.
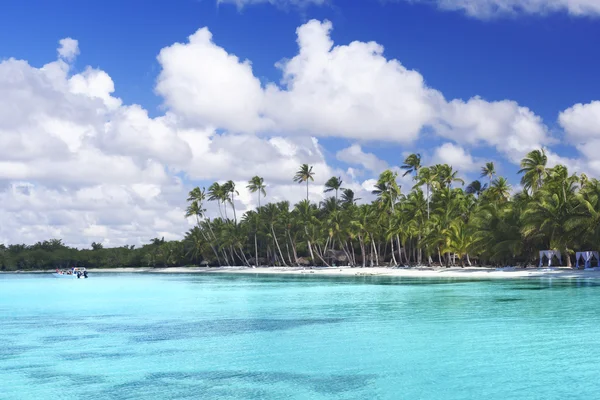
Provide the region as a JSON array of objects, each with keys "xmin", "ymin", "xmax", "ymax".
[{"xmin": 52, "ymin": 268, "xmax": 88, "ymax": 279}]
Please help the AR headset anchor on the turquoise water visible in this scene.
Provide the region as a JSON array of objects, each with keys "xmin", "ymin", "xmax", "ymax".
[{"xmin": 2, "ymin": 274, "xmax": 600, "ymax": 399}]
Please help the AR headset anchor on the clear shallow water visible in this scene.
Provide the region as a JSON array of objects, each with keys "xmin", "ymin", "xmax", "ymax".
[{"xmin": 2, "ymin": 274, "xmax": 600, "ymax": 399}]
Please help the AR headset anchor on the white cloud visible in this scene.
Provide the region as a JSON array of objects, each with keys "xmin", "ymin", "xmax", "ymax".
[
  {"xmin": 336, "ymin": 144, "xmax": 389, "ymax": 173},
  {"xmin": 559, "ymin": 101, "xmax": 600, "ymax": 140},
  {"xmin": 217, "ymin": 0, "xmax": 326, "ymax": 8},
  {"xmin": 435, "ymin": 97, "xmax": 550, "ymax": 163},
  {"xmin": 432, "ymin": 142, "xmax": 479, "ymax": 173},
  {"xmin": 156, "ymin": 28, "xmax": 268, "ymax": 133},
  {"xmin": 155, "ymin": 20, "xmax": 551, "ymax": 162},
  {"xmin": 406, "ymin": 0, "xmax": 600, "ymax": 18},
  {"xmin": 57, "ymin": 38, "xmax": 80, "ymax": 62},
  {"xmin": 1, "ymin": 19, "xmax": 595, "ymax": 248}
]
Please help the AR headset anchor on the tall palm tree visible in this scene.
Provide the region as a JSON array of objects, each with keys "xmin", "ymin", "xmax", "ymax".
[
  {"xmin": 185, "ymin": 186, "xmax": 221, "ymax": 265},
  {"xmin": 480, "ymin": 162, "xmax": 496, "ymax": 186},
  {"xmin": 208, "ymin": 182, "xmax": 225, "ymax": 219},
  {"xmin": 247, "ymin": 176, "xmax": 267, "ymax": 266},
  {"xmin": 401, "ymin": 153, "xmax": 422, "ymax": 178},
  {"xmin": 324, "ymin": 176, "xmax": 343, "ymax": 202},
  {"xmin": 223, "ymin": 180, "xmax": 239, "ymax": 224},
  {"xmin": 518, "ymin": 148, "xmax": 548, "ymax": 194},
  {"xmin": 293, "ymin": 164, "xmax": 315, "ymax": 203},
  {"xmin": 247, "ymin": 176, "xmax": 267, "ymax": 209},
  {"xmin": 415, "ymin": 166, "xmax": 436, "ymax": 219}
]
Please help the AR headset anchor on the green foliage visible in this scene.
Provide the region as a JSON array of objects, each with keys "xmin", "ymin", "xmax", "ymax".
[{"xmin": 6, "ymin": 152, "xmax": 600, "ymax": 270}]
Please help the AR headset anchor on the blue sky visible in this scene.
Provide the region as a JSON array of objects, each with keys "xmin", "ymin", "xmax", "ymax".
[{"xmin": 2, "ymin": 0, "xmax": 600, "ymax": 245}]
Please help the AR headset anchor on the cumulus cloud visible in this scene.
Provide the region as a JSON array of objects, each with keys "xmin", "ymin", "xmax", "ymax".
[
  {"xmin": 431, "ymin": 142, "xmax": 479, "ymax": 173},
  {"xmin": 156, "ymin": 19, "xmax": 551, "ymax": 161},
  {"xmin": 559, "ymin": 101, "xmax": 600, "ymax": 140},
  {"xmin": 57, "ymin": 38, "xmax": 80, "ymax": 62},
  {"xmin": 403, "ymin": 0, "xmax": 600, "ymax": 18},
  {"xmin": 336, "ymin": 144, "xmax": 389, "ymax": 173},
  {"xmin": 435, "ymin": 97, "xmax": 550, "ymax": 163}
]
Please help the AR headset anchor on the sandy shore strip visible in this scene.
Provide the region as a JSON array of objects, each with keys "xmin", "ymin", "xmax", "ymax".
[{"xmin": 7, "ymin": 266, "xmax": 600, "ymax": 279}]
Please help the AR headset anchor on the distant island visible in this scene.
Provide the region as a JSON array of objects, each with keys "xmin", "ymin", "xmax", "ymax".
[{"xmin": 1, "ymin": 149, "xmax": 597, "ymax": 272}]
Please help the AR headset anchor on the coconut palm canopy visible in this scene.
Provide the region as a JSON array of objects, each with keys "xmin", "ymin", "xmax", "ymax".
[{"xmin": 179, "ymin": 150, "xmax": 600, "ymax": 268}]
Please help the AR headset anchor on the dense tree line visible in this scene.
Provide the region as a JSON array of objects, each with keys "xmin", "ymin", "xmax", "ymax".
[
  {"xmin": 3, "ymin": 148, "xmax": 599, "ymax": 271},
  {"xmin": 184, "ymin": 149, "xmax": 600, "ymax": 268},
  {"xmin": 0, "ymin": 238, "xmax": 191, "ymax": 271}
]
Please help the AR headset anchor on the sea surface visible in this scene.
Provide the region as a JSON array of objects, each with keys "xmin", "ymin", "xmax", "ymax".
[{"xmin": 2, "ymin": 273, "xmax": 600, "ymax": 399}]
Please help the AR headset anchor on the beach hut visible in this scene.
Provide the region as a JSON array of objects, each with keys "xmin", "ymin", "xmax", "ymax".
[
  {"xmin": 539, "ymin": 250, "xmax": 562, "ymax": 267},
  {"xmin": 575, "ymin": 252, "xmax": 599, "ymax": 269}
]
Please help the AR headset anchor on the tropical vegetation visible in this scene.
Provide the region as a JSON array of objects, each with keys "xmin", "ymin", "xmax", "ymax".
[{"xmin": 3, "ymin": 149, "xmax": 600, "ymax": 271}]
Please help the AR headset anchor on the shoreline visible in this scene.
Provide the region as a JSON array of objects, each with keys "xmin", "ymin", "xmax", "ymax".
[{"xmin": 3, "ymin": 266, "xmax": 600, "ymax": 279}]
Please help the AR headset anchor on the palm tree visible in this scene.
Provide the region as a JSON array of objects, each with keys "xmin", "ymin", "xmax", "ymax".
[
  {"xmin": 324, "ymin": 176, "xmax": 343, "ymax": 202},
  {"xmin": 518, "ymin": 149, "xmax": 548, "ymax": 194},
  {"xmin": 341, "ymin": 188, "xmax": 360, "ymax": 206},
  {"xmin": 480, "ymin": 162, "xmax": 496, "ymax": 185},
  {"xmin": 208, "ymin": 182, "xmax": 225, "ymax": 219},
  {"xmin": 466, "ymin": 180, "xmax": 487, "ymax": 197},
  {"xmin": 401, "ymin": 153, "xmax": 422, "ymax": 178},
  {"xmin": 247, "ymin": 176, "xmax": 266, "ymax": 209},
  {"xmin": 223, "ymin": 180, "xmax": 239, "ymax": 224},
  {"xmin": 185, "ymin": 187, "xmax": 221, "ymax": 265},
  {"xmin": 415, "ymin": 166, "xmax": 435, "ymax": 219},
  {"xmin": 293, "ymin": 164, "xmax": 315, "ymax": 203},
  {"xmin": 488, "ymin": 177, "xmax": 512, "ymax": 202},
  {"xmin": 247, "ymin": 176, "xmax": 267, "ymax": 266}
]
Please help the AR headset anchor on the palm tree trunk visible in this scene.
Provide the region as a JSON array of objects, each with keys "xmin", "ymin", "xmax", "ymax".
[
  {"xmin": 271, "ymin": 225, "xmax": 288, "ymax": 266},
  {"xmin": 255, "ymin": 192, "xmax": 261, "ymax": 266},
  {"xmin": 229, "ymin": 246, "xmax": 236, "ymax": 265},
  {"xmin": 285, "ymin": 240, "xmax": 293, "ymax": 265},
  {"xmin": 426, "ymin": 184, "xmax": 430, "ymax": 219},
  {"xmin": 197, "ymin": 217, "xmax": 221, "ymax": 266},
  {"xmin": 312, "ymin": 243, "xmax": 332, "ymax": 267},
  {"xmin": 254, "ymin": 234, "xmax": 258, "ymax": 266},
  {"xmin": 373, "ymin": 240, "xmax": 380, "ymax": 266},
  {"xmin": 232, "ymin": 193, "xmax": 237, "ymax": 224},
  {"xmin": 287, "ymin": 231, "xmax": 299, "ymax": 265},
  {"xmin": 359, "ymin": 235, "xmax": 366, "ymax": 267},
  {"xmin": 306, "ymin": 180, "xmax": 309, "ymax": 203},
  {"xmin": 390, "ymin": 238, "xmax": 397, "ymax": 266}
]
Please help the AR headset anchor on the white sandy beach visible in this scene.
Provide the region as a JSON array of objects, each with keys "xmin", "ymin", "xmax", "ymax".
[
  {"xmin": 7, "ymin": 266, "xmax": 600, "ymax": 279},
  {"xmin": 70, "ymin": 265, "xmax": 600, "ymax": 279}
]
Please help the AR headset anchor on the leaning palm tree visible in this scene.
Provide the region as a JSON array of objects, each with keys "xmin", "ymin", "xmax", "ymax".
[
  {"xmin": 480, "ymin": 162, "xmax": 496, "ymax": 186},
  {"xmin": 401, "ymin": 153, "xmax": 422, "ymax": 178},
  {"xmin": 247, "ymin": 176, "xmax": 267, "ymax": 266},
  {"xmin": 223, "ymin": 180, "xmax": 239, "ymax": 224},
  {"xmin": 324, "ymin": 176, "xmax": 343, "ymax": 202},
  {"xmin": 208, "ymin": 182, "xmax": 225, "ymax": 219},
  {"xmin": 518, "ymin": 148, "xmax": 548, "ymax": 194},
  {"xmin": 293, "ymin": 164, "xmax": 315, "ymax": 203},
  {"xmin": 185, "ymin": 186, "xmax": 221, "ymax": 265}
]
